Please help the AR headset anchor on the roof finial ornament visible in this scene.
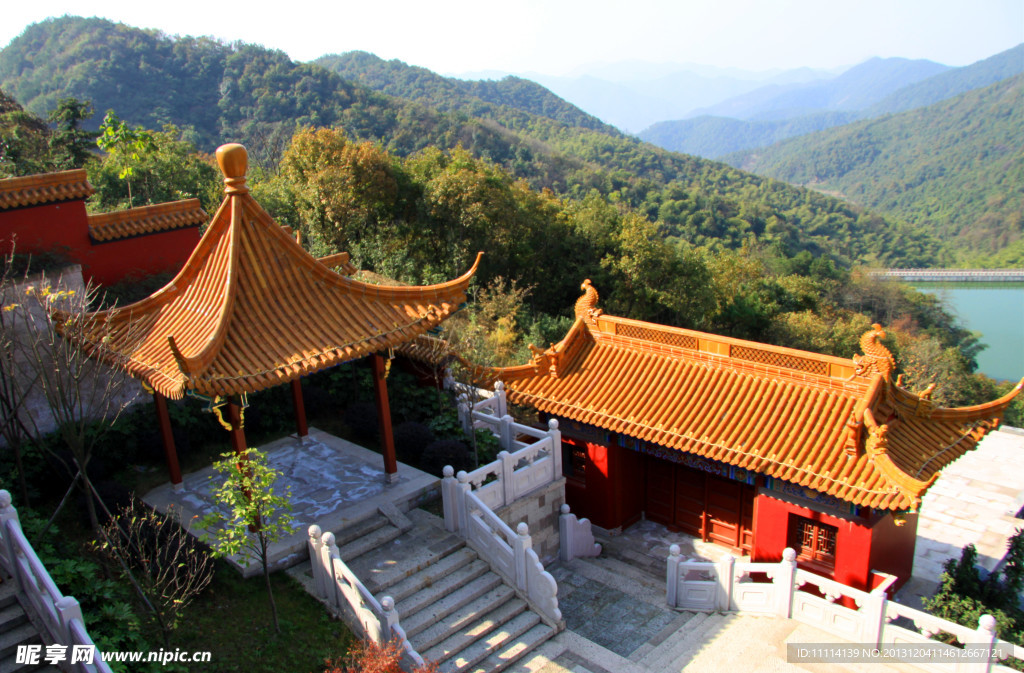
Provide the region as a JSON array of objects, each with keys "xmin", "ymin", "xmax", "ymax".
[
  {"xmin": 853, "ymin": 323, "xmax": 895, "ymax": 381},
  {"xmin": 216, "ymin": 143, "xmax": 249, "ymax": 195},
  {"xmin": 574, "ymin": 278, "xmax": 602, "ymax": 323}
]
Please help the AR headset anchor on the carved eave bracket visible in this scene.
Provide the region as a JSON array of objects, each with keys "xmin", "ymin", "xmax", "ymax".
[
  {"xmin": 528, "ymin": 342, "xmax": 562, "ymax": 378},
  {"xmin": 861, "ymin": 406, "xmax": 934, "ymax": 509}
]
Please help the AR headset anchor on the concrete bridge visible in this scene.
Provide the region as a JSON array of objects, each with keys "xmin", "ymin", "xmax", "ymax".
[{"xmin": 868, "ymin": 268, "xmax": 1024, "ymax": 282}]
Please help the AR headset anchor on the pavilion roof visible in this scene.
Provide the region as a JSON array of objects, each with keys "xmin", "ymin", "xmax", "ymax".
[
  {"xmin": 489, "ymin": 281, "xmax": 1021, "ymax": 511},
  {"xmin": 0, "ymin": 170, "xmax": 94, "ymax": 210},
  {"xmin": 62, "ymin": 144, "xmax": 479, "ymax": 400},
  {"xmin": 87, "ymin": 199, "xmax": 207, "ymax": 242}
]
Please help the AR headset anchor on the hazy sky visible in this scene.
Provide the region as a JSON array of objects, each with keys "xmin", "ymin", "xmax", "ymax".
[{"xmin": 3, "ymin": 0, "xmax": 1022, "ymax": 77}]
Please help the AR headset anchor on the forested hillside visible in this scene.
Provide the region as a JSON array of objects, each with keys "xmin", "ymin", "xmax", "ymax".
[
  {"xmin": 0, "ymin": 16, "xmax": 941, "ymax": 268},
  {"xmin": 314, "ymin": 51, "xmax": 618, "ymax": 133},
  {"xmin": 728, "ymin": 75, "xmax": 1024, "ymax": 266},
  {"xmin": 1, "ymin": 16, "xmax": 1018, "ymax": 416}
]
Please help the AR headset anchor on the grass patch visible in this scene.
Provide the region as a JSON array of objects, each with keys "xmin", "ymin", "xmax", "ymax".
[{"xmin": 169, "ymin": 561, "xmax": 354, "ymax": 673}]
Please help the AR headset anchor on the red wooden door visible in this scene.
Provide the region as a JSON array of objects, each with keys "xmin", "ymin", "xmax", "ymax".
[
  {"xmin": 673, "ymin": 466, "xmax": 705, "ymax": 538},
  {"xmin": 643, "ymin": 455, "xmax": 755, "ymax": 554}
]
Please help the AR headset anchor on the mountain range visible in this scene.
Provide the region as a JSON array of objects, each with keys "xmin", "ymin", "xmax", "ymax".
[{"xmin": 637, "ymin": 44, "xmax": 1024, "ymax": 158}]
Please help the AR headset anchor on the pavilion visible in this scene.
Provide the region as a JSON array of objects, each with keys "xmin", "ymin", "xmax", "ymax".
[{"xmin": 59, "ymin": 143, "xmax": 480, "ymax": 488}]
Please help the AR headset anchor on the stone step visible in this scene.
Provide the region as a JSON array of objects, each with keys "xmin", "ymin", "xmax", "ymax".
[
  {"xmin": 337, "ymin": 521, "xmax": 403, "ymax": 563},
  {"xmin": 0, "ymin": 655, "xmax": 60, "ymax": 673},
  {"xmin": 400, "ymin": 572, "xmax": 504, "ymax": 639},
  {"xmin": 465, "ymin": 623, "xmax": 557, "ymax": 673},
  {"xmin": 642, "ymin": 611, "xmax": 723, "ymax": 672},
  {"xmin": 394, "ymin": 560, "xmax": 494, "ymax": 622},
  {"xmin": 0, "ymin": 582, "xmax": 18, "ymax": 610},
  {"xmin": 354, "ymin": 531, "xmax": 466, "ymax": 595},
  {"xmin": 333, "ymin": 512, "xmax": 390, "ymax": 549},
  {"xmin": 0, "ymin": 623, "xmax": 41, "ymax": 662},
  {"xmin": 383, "ymin": 547, "xmax": 480, "ymax": 605},
  {"xmin": 0, "ymin": 601, "xmax": 28, "ymax": 633},
  {"xmin": 440, "ymin": 610, "xmax": 542, "ymax": 673},
  {"xmin": 417, "ymin": 588, "xmax": 521, "ymax": 657}
]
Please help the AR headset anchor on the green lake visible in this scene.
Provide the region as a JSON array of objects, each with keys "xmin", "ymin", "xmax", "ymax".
[{"xmin": 909, "ymin": 282, "xmax": 1024, "ymax": 383}]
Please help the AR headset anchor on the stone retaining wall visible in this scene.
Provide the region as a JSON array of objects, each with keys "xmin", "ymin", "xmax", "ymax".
[{"xmin": 496, "ymin": 477, "xmax": 566, "ymax": 566}]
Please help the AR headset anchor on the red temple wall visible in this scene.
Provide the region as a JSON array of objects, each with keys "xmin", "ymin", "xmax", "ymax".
[
  {"xmin": 82, "ymin": 227, "xmax": 200, "ymax": 287},
  {"xmin": 0, "ymin": 202, "xmax": 90, "ymax": 259},
  {"xmin": 752, "ymin": 493, "xmax": 875, "ymax": 590}
]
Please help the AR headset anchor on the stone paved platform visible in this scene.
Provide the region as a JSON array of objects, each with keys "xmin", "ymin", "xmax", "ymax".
[
  {"xmin": 897, "ymin": 426, "xmax": 1024, "ymax": 606},
  {"xmin": 143, "ymin": 426, "xmax": 439, "ymax": 576}
]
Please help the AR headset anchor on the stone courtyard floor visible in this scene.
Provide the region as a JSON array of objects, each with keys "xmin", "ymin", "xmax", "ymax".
[{"xmin": 143, "ymin": 426, "xmax": 439, "ymax": 576}]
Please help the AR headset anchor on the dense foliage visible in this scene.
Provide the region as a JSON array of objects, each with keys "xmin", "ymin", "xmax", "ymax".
[
  {"xmin": 924, "ymin": 531, "xmax": 1024, "ymax": 661},
  {"xmin": 727, "ymin": 75, "xmax": 1024, "ymax": 267}
]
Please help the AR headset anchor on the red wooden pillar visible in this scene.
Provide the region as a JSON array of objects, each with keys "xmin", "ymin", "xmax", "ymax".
[
  {"xmin": 371, "ymin": 354, "xmax": 398, "ymax": 482},
  {"xmin": 226, "ymin": 399, "xmax": 247, "ymax": 456},
  {"xmin": 290, "ymin": 379, "xmax": 308, "ymax": 439},
  {"xmin": 153, "ymin": 393, "xmax": 182, "ymax": 490}
]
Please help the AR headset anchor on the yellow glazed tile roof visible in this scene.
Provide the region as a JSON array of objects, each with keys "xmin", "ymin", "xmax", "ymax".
[
  {"xmin": 0, "ymin": 170, "xmax": 94, "ymax": 209},
  {"xmin": 87, "ymin": 199, "xmax": 207, "ymax": 242},
  {"xmin": 490, "ymin": 283, "xmax": 1021, "ymax": 511},
  {"xmin": 61, "ymin": 144, "xmax": 479, "ymax": 399}
]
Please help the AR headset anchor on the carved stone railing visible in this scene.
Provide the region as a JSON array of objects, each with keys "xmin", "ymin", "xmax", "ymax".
[
  {"xmin": 441, "ymin": 481, "xmax": 561, "ymax": 626},
  {"xmin": 558, "ymin": 505, "xmax": 601, "ymax": 562},
  {"xmin": 306, "ymin": 526, "xmax": 424, "ymax": 668},
  {"xmin": 667, "ymin": 546, "xmax": 1021, "ymax": 672},
  {"xmin": 0, "ymin": 490, "xmax": 114, "ymax": 673}
]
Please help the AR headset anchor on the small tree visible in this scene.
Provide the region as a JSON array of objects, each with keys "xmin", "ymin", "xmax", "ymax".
[
  {"xmin": 93, "ymin": 496, "xmax": 214, "ymax": 647},
  {"xmin": 201, "ymin": 447, "xmax": 295, "ymax": 634},
  {"xmin": 96, "ymin": 110, "xmax": 157, "ymax": 209}
]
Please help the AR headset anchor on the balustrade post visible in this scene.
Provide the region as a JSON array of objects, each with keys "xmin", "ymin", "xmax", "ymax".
[
  {"xmin": 307, "ymin": 525, "xmax": 324, "ymax": 598},
  {"xmin": 514, "ymin": 522, "xmax": 531, "ymax": 592},
  {"xmin": 456, "ymin": 471, "xmax": 471, "ymax": 535},
  {"xmin": 965, "ymin": 615, "xmax": 998, "ymax": 673},
  {"xmin": 498, "ymin": 451, "xmax": 514, "ymax": 505},
  {"xmin": 380, "ymin": 596, "xmax": 399, "ymax": 646},
  {"xmin": 559, "ymin": 504, "xmax": 574, "ymax": 563},
  {"xmin": 0, "ymin": 490, "xmax": 20, "ymax": 577},
  {"xmin": 716, "ymin": 555, "xmax": 735, "ymax": 611},
  {"xmin": 500, "ymin": 414, "xmax": 514, "ymax": 452},
  {"xmin": 441, "ymin": 466, "xmax": 458, "ymax": 532},
  {"xmin": 861, "ymin": 587, "xmax": 888, "ymax": 647},
  {"xmin": 494, "ymin": 381, "xmax": 507, "ymax": 418},
  {"xmin": 321, "ymin": 532, "xmax": 340, "ymax": 609},
  {"xmin": 666, "ymin": 543, "xmax": 682, "ymax": 607},
  {"xmin": 775, "ymin": 547, "xmax": 798, "ymax": 618},
  {"xmin": 548, "ymin": 418, "xmax": 562, "ymax": 478},
  {"xmin": 56, "ymin": 595, "xmax": 84, "ymax": 645},
  {"xmin": 0, "ymin": 487, "xmax": 22, "ymax": 590},
  {"xmin": 458, "ymin": 394, "xmax": 472, "ymax": 437}
]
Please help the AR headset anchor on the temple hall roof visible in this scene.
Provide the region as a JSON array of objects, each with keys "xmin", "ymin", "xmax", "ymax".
[
  {"xmin": 62, "ymin": 144, "xmax": 479, "ymax": 399},
  {"xmin": 87, "ymin": 199, "xmax": 207, "ymax": 243},
  {"xmin": 0, "ymin": 170, "xmax": 94, "ymax": 209},
  {"xmin": 489, "ymin": 281, "xmax": 1021, "ymax": 511}
]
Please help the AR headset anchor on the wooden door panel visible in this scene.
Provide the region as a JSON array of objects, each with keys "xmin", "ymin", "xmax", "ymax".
[
  {"xmin": 674, "ymin": 466, "xmax": 705, "ymax": 537},
  {"xmin": 645, "ymin": 456, "xmax": 674, "ymax": 526}
]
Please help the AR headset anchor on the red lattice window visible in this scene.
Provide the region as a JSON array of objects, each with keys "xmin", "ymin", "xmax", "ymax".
[{"xmin": 788, "ymin": 515, "xmax": 837, "ymax": 572}]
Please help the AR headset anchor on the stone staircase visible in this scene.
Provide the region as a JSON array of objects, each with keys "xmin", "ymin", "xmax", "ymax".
[
  {"xmin": 0, "ymin": 580, "xmax": 59, "ymax": 673},
  {"xmin": 291, "ymin": 507, "xmax": 558, "ymax": 673}
]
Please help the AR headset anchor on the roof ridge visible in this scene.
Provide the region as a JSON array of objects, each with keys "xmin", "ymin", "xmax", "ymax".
[{"xmin": 0, "ymin": 169, "xmax": 94, "ymax": 209}]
